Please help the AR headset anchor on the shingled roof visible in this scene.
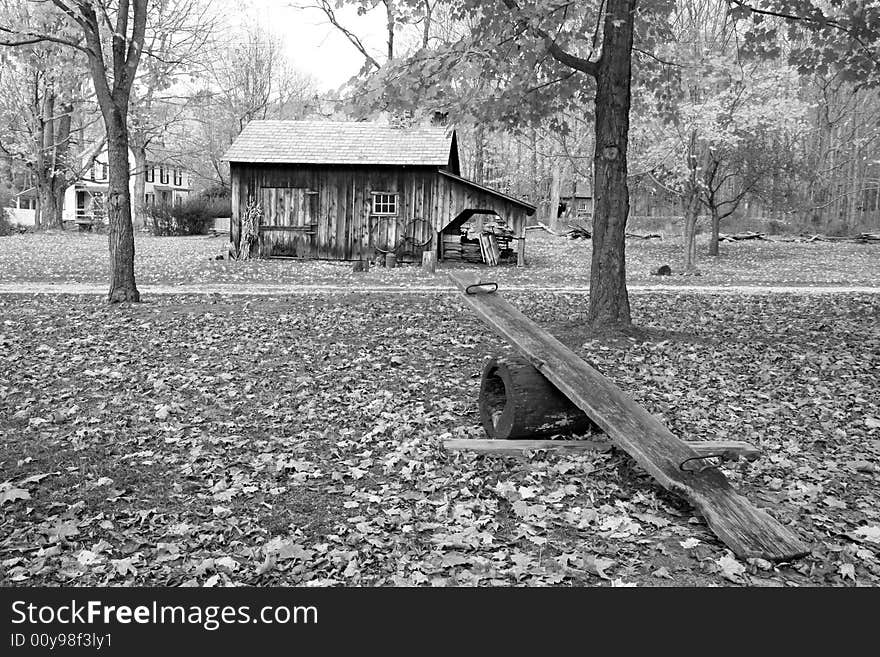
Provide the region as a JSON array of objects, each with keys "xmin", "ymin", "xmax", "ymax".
[{"xmin": 223, "ymin": 120, "xmax": 455, "ymax": 166}]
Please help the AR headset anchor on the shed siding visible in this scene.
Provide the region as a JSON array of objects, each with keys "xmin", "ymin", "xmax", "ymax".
[{"xmin": 230, "ymin": 163, "xmax": 530, "ymax": 260}]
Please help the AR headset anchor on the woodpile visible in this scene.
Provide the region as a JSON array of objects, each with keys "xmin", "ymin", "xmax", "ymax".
[
  {"xmin": 566, "ymin": 225, "xmax": 591, "ymax": 239},
  {"xmin": 461, "ymin": 240, "xmax": 483, "ymax": 263},
  {"xmin": 442, "ymin": 222, "xmax": 516, "ymax": 265},
  {"xmin": 441, "ymin": 233, "xmax": 463, "ymax": 260},
  {"xmin": 626, "ymin": 232, "xmax": 662, "ymax": 240},
  {"xmin": 761, "ymin": 232, "xmax": 880, "ymax": 243},
  {"xmin": 803, "ymin": 232, "xmax": 880, "ymax": 243},
  {"xmin": 719, "ymin": 231, "xmax": 767, "ymax": 241}
]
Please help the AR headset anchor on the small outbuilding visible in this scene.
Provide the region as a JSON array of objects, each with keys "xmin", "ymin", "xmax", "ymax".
[{"xmin": 222, "ymin": 120, "xmax": 536, "ymax": 264}]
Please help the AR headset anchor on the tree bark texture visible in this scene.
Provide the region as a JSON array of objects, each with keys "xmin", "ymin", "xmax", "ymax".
[
  {"xmin": 33, "ymin": 88, "xmax": 72, "ymax": 229},
  {"xmin": 589, "ymin": 0, "xmax": 636, "ymax": 327},
  {"xmin": 683, "ymin": 188, "xmax": 700, "ymax": 271},
  {"xmin": 548, "ymin": 157, "xmax": 562, "ymax": 231},
  {"xmin": 473, "ymin": 123, "xmax": 485, "ymax": 184},
  {"xmin": 708, "ymin": 207, "xmax": 720, "ymax": 256},
  {"xmin": 106, "ymin": 112, "xmax": 140, "ymax": 302},
  {"xmin": 131, "ymin": 143, "xmax": 148, "ymax": 229}
]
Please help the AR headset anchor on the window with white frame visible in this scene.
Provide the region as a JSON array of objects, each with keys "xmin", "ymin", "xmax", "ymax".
[
  {"xmin": 145, "ymin": 166, "xmax": 154, "ymax": 183},
  {"xmin": 173, "ymin": 168, "xmax": 182, "ymax": 186},
  {"xmin": 159, "ymin": 166, "xmax": 169, "ymax": 184},
  {"xmin": 371, "ymin": 192, "xmax": 398, "ymax": 216}
]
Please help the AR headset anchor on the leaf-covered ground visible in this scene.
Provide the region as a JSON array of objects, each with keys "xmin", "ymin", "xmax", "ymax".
[
  {"xmin": 0, "ymin": 230, "xmax": 878, "ymax": 288},
  {"xmin": 2, "ymin": 291, "xmax": 878, "ymax": 586}
]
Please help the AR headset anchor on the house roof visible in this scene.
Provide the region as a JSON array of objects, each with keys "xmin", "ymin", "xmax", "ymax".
[
  {"xmin": 223, "ymin": 120, "xmax": 456, "ymax": 166},
  {"xmin": 438, "ymin": 170, "xmax": 536, "ymax": 214}
]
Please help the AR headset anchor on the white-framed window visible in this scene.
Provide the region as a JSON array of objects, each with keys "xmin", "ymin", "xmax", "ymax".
[
  {"xmin": 145, "ymin": 166, "xmax": 154, "ymax": 183},
  {"xmin": 159, "ymin": 166, "xmax": 169, "ymax": 184},
  {"xmin": 173, "ymin": 168, "xmax": 182, "ymax": 186},
  {"xmin": 371, "ymin": 192, "xmax": 398, "ymax": 216},
  {"xmin": 144, "ymin": 192, "xmax": 155, "ymax": 207}
]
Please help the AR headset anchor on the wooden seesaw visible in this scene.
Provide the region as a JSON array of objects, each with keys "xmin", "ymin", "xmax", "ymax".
[{"xmin": 447, "ymin": 272, "xmax": 809, "ymax": 561}]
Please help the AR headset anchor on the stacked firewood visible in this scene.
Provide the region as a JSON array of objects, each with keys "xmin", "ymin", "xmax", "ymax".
[
  {"xmin": 442, "ymin": 233, "xmax": 463, "ymax": 260},
  {"xmin": 461, "ymin": 240, "xmax": 483, "ymax": 263}
]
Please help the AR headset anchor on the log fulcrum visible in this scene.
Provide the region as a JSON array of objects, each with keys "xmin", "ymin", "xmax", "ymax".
[{"xmin": 479, "ymin": 355, "xmax": 597, "ymax": 439}]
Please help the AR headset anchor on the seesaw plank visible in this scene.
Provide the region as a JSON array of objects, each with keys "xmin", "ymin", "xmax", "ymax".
[
  {"xmin": 443, "ymin": 438, "xmax": 761, "ymax": 461},
  {"xmin": 449, "ymin": 273, "xmax": 808, "ymax": 561}
]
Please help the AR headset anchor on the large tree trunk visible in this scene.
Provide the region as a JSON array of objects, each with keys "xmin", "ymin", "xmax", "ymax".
[
  {"xmin": 473, "ymin": 123, "xmax": 485, "ymax": 184},
  {"xmin": 548, "ymin": 157, "xmax": 562, "ymax": 231},
  {"xmin": 683, "ymin": 188, "xmax": 700, "ymax": 272},
  {"xmin": 589, "ymin": 0, "xmax": 635, "ymax": 327},
  {"xmin": 708, "ymin": 206, "xmax": 720, "ymax": 256},
  {"xmin": 36, "ymin": 184, "xmax": 59, "ymax": 229},
  {"xmin": 105, "ymin": 112, "xmax": 140, "ymax": 303},
  {"xmin": 131, "ymin": 142, "xmax": 148, "ymax": 229},
  {"xmin": 33, "ymin": 87, "xmax": 68, "ymax": 229},
  {"xmin": 46, "ymin": 101, "xmax": 73, "ymax": 229}
]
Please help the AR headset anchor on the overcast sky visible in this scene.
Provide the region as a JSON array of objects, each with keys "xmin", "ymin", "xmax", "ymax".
[{"xmin": 245, "ymin": 1, "xmax": 389, "ymax": 92}]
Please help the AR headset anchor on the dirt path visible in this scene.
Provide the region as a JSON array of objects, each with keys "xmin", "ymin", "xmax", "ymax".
[{"xmin": 0, "ymin": 282, "xmax": 878, "ymax": 296}]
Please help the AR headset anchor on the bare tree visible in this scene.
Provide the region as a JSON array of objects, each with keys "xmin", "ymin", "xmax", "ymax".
[{"xmin": 1, "ymin": 0, "xmax": 149, "ymax": 302}]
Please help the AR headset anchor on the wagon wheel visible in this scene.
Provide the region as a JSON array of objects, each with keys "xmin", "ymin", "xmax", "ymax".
[
  {"xmin": 370, "ymin": 216, "xmax": 404, "ymax": 254},
  {"xmin": 405, "ymin": 218, "xmax": 433, "ymax": 248}
]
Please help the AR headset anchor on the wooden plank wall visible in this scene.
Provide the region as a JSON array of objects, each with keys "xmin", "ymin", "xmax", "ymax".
[{"xmin": 229, "ymin": 163, "xmax": 530, "ymax": 260}]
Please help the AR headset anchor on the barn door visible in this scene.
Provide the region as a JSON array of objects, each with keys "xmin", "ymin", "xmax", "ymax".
[{"xmin": 258, "ymin": 187, "xmax": 318, "ymax": 257}]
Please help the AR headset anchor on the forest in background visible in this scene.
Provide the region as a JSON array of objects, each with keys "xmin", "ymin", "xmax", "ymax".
[{"xmin": 1, "ymin": 0, "xmax": 878, "ymax": 237}]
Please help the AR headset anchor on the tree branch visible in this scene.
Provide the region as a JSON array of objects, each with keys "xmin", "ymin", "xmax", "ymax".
[
  {"xmin": 0, "ymin": 26, "xmax": 89, "ymax": 54},
  {"xmin": 727, "ymin": 0, "xmax": 874, "ymax": 57},
  {"xmin": 500, "ymin": 0, "xmax": 598, "ymax": 77}
]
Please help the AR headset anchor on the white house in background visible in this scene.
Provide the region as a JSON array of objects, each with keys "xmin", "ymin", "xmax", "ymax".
[
  {"xmin": 64, "ymin": 148, "xmax": 191, "ymax": 228},
  {"xmin": 4, "ymin": 188, "xmax": 37, "ymax": 226},
  {"xmin": 4, "ymin": 148, "xmax": 191, "ymax": 228}
]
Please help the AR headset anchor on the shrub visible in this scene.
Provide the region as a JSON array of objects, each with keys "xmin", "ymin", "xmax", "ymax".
[
  {"xmin": 0, "ymin": 208, "xmax": 13, "ymax": 237},
  {"xmin": 0, "ymin": 188, "xmax": 14, "ymax": 236},
  {"xmin": 147, "ymin": 194, "xmax": 230, "ymax": 236}
]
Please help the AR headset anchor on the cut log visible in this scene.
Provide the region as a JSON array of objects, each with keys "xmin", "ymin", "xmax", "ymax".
[
  {"xmin": 449, "ymin": 272, "xmax": 808, "ymax": 561},
  {"xmin": 480, "ymin": 355, "xmax": 598, "ymax": 439},
  {"xmin": 626, "ymin": 232, "xmax": 662, "ymax": 240},
  {"xmin": 422, "ymin": 251, "xmax": 436, "ymax": 273},
  {"xmin": 444, "ymin": 438, "xmax": 761, "ymax": 461},
  {"xmin": 719, "ymin": 231, "xmax": 767, "ymax": 242}
]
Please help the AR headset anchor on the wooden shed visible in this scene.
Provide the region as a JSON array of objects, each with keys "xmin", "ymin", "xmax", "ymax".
[{"xmin": 222, "ymin": 120, "xmax": 536, "ymax": 264}]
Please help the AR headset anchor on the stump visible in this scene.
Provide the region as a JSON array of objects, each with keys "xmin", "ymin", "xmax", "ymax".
[
  {"xmin": 479, "ymin": 355, "xmax": 597, "ymax": 439},
  {"xmin": 422, "ymin": 251, "xmax": 436, "ymax": 273}
]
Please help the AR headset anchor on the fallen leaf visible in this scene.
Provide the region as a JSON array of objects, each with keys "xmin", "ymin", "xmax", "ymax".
[
  {"xmin": 582, "ymin": 554, "xmax": 614, "ymax": 580},
  {"xmin": 717, "ymin": 554, "xmax": 747, "ymax": 582},
  {"xmin": 1, "ymin": 487, "xmax": 30, "ymax": 504},
  {"xmin": 853, "ymin": 526, "xmax": 880, "ymax": 544}
]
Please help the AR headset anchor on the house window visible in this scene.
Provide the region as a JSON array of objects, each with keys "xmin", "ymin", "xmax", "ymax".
[
  {"xmin": 173, "ymin": 168, "xmax": 182, "ymax": 186},
  {"xmin": 144, "ymin": 193, "xmax": 154, "ymax": 207},
  {"xmin": 145, "ymin": 166, "xmax": 154, "ymax": 183},
  {"xmin": 89, "ymin": 164, "xmax": 96, "ymax": 181},
  {"xmin": 101, "ymin": 163, "xmax": 108, "ymax": 180},
  {"xmin": 371, "ymin": 192, "xmax": 398, "ymax": 216},
  {"xmin": 159, "ymin": 166, "xmax": 169, "ymax": 184}
]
